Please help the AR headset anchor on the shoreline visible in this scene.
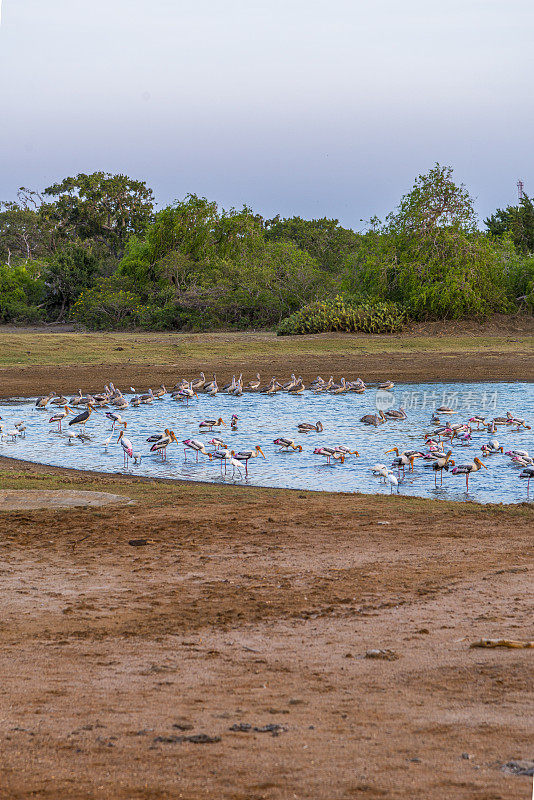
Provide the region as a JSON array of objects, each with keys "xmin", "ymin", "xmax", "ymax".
[{"xmin": 1, "ymin": 349, "xmax": 533, "ymax": 397}]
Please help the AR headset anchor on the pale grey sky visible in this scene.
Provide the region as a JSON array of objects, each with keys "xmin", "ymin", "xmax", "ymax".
[{"xmin": 0, "ymin": 0, "xmax": 532, "ymax": 226}]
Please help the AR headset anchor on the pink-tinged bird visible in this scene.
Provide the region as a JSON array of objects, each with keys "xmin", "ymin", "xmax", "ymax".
[
  {"xmin": 117, "ymin": 430, "xmax": 133, "ymax": 468},
  {"xmin": 49, "ymin": 406, "xmax": 71, "ymax": 431},
  {"xmin": 182, "ymin": 439, "xmax": 211, "ymax": 461},
  {"xmin": 451, "ymin": 457, "xmax": 487, "ymax": 492},
  {"xmin": 150, "ymin": 431, "xmax": 178, "ymax": 461}
]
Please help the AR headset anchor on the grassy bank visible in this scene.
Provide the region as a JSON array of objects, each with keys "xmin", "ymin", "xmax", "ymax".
[{"xmin": 1, "ymin": 328, "xmax": 533, "ymax": 368}]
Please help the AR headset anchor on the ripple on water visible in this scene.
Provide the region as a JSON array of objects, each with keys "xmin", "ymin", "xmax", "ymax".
[{"xmin": 0, "ymin": 381, "xmax": 533, "ymax": 504}]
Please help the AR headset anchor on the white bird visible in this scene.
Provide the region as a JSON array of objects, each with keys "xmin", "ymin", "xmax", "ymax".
[
  {"xmin": 386, "ymin": 471, "xmax": 399, "ymax": 493},
  {"xmin": 228, "ymin": 455, "xmax": 244, "ymax": 478},
  {"xmin": 371, "ymin": 463, "xmax": 389, "ymax": 482},
  {"xmin": 117, "ymin": 430, "xmax": 133, "ymax": 468}
]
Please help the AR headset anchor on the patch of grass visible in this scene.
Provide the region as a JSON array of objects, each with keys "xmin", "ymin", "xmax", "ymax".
[
  {"xmin": 0, "ymin": 330, "xmax": 532, "ymax": 368},
  {"xmin": 1, "ymin": 463, "xmax": 533, "ymax": 520}
]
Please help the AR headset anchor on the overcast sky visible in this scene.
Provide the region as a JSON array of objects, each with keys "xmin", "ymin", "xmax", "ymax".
[{"xmin": 0, "ymin": 0, "xmax": 532, "ymax": 227}]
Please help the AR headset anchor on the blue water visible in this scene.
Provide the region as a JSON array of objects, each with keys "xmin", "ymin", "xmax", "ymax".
[{"xmin": 1, "ymin": 382, "xmax": 533, "ymax": 504}]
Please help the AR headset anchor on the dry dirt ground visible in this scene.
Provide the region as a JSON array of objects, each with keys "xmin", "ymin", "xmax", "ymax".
[
  {"xmin": 0, "ymin": 331, "xmax": 533, "ymax": 799},
  {"xmin": 0, "ymin": 458, "xmax": 532, "ymax": 800}
]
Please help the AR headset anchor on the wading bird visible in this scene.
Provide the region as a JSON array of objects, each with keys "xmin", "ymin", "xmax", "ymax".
[
  {"xmin": 150, "ymin": 430, "xmax": 178, "ymax": 461},
  {"xmin": 35, "ymin": 392, "xmax": 57, "ymax": 408},
  {"xmin": 232, "ymin": 445, "xmax": 266, "ymax": 475},
  {"xmin": 451, "ymin": 457, "xmax": 487, "ymax": 492},
  {"xmin": 273, "ymin": 437, "xmax": 303, "ymax": 452},
  {"xmin": 297, "ymin": 421, "xmax": 323, "ymax": 433},
  {"xmin": 385, "ymin": 448, "xmax": 423, "ymax": 475},
  {"xmin": 146, "ymin": 429, "xmax": 171, "ymax": 443},
  {"xmin": 519, "ymin": 466, "xmax": 534, "ymax": 496},
  {"xmin": 211, "ymin": 448, "xmax": 232, "ymax": 473},
  {"xmin": 208, "ymin": 437, "xmax": 227, "ymax": 450},
  {"xmin": 199, "ymin": 418, "xmax": 227, "ymax": 432},
  {"xmin": 432, "ymin": 451, "xmax": 455, "ymax": 486},
  {"xmin": 371, "ymin": 463, "xmax": 389, "ymax": 482},
  {"xmin": 49, "ymin": 406, "xmax": 71, "ymax": 432},
  {"xmin": 386, "ymin": 471, "xmax": 399, "ymax": 493},
  {"xmin": 481, "ymin": 440, "xmax": 503, "ymax": 455},
  {"xmin": 68, "ymin": 405, "xmax": 94, "ymax": 432},
  {"xmin": 117, "ymin": 430, "xmax": 133, "ymax": 468},
  {"xmin": 182, "ymin": 439, "xmax": 211, "ymax": 461},
  {"xmin": 313, "ymin": 447, "xmax": 345, "ymax": 465},
  {"xmin": 105, "ymin": 411, "xmax": 127, "ymax": 430}
]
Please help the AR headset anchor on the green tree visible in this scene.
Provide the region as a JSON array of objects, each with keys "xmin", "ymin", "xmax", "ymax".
[
  {"xmin": 485, "ymin": 194, "xmax": 534, "ymax": 254},
  {"xmin": 43, "ymin": 243, "xmax": 102, "ymax": 320},
  {"xmin": 347, "ymin": 165, "xmax": 513, "ymax": 318},
  {"xmin": 43, "ymin": 172, "xmax": 155, "ymax": 258},
  {"xmin": 265, "ymin": 216, "xmax": 361, "ymax": 272}
]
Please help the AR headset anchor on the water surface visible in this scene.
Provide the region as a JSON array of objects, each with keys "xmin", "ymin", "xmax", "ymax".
[{"xmin": 1, "ymin": 382, "xmax": 532, "ymax": 504}]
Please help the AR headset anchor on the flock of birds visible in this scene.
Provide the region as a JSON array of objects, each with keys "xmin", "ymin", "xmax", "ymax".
[{"xmin": 0, "ymin": 372, "xmax": 532, "ymax": 498}]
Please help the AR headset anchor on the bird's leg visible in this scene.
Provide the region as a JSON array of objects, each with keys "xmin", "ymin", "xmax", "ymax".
[{"xmin": 184, "ymin": 449, "xmax": 187, "ymax": 460}]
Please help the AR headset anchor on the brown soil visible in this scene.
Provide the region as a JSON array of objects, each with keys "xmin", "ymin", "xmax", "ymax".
[
  {"xmin": 0, "ymin": 458, "xmax": 532, "ymax": 799},
  {"xmin": 1, "ymin": 348, "xmax": 534, "ymax": 398}
]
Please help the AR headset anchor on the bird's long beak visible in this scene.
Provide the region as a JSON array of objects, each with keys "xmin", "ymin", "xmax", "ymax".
[
  {"xmin": 385, "ymin": 448, "xmax": 398, "ymax": 455},
  {"xmin": 353, "ymin": 450, "xmax": 360, "ymax": 457},
  {"xmin": 123, "ymin": 421, "xmax": 127, "ymax": 428},
  {"xmin": 481, "ymin": 462, "xmax": 488, "ymax": 469},
  {"xmin": 221, "ymin": 420, "xmax": 227, "ymax": 426},
  {"xmin": 258, "ymin": 447, "xmax": 265, "ymax": 458}
]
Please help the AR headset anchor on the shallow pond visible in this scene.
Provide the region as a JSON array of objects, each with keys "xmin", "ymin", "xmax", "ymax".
[{"xmin": 1, "ymin": 382, "xmax": 533, "ymax": 504}]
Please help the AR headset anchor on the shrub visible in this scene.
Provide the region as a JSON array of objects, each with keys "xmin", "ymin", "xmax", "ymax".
[
  {"xmin": 71, "ymin": 282, "xmax": 148, "ymax": 329},
  {"xmin": 277, "ymin": 296, "xmax": 405, "ymax": 335},
  {"xmin": 0, "ymin": 262, "xmax": 44, "ymax": 323}
]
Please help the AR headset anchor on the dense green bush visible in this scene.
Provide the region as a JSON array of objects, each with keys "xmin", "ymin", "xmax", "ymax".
[
  {"xmin": 0, "ymin": 262, "xmax": 44, "ymax": 323},
  {"xmin": 71, "ymin": 281, "xmax": 148, "ymax": 329},
  {"xmin": 277, "ymin": 296, "xmax": 405, "ymax": 335}
]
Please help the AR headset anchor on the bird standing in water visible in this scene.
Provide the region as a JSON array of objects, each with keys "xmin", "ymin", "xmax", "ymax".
[
  {"xmin": 117, "ymin": 430, "xmax": 134, "ymax": 468},
  {"xmin": 49, "ymin": 406, "xmax": 71, "ymax": 432},
  {"xmin": 451, "ymin": 457, "xmax": 487, "ymax": 492}
]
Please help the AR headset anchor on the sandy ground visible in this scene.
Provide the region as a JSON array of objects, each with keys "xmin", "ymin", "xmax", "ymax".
[
  {"xmin": 0, "ymin": 489, "xmax": 131, "ymax": 511},
  {"xmin": 0, "ymin": 333, "xmax": 533, "ymax": 799},
  {"xmin": 1, "ymin": 347, "xmax": 534, "ymax": 398},
  {"xmin": 0, "ymin": 456, "xmax": 532, "ymax": 800}
]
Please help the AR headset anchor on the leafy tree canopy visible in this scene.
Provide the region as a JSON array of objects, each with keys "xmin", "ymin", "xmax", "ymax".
[
  {"xmin": 386, "ymin": 163, "xmax": 477, "ymax": 237},
  {"xmin": 43, "ymin": 172, "xmax": 155, "ymax": 258},
  {"xmin": 264, "ymin": 216, "xmax": 361, "ymax": 272},
  {"xmin": 485, "ymin": 194, "xmax": 534, "ymax": 254}
]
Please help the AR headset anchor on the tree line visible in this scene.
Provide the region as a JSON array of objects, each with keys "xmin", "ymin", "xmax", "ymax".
[{"xmin": 1, "ymin": 165, "xmax": 533, "ymax": 331}]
